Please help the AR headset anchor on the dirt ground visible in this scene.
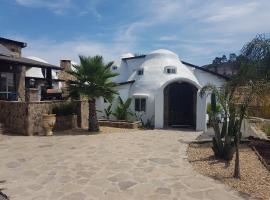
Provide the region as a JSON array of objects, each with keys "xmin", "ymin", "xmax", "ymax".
[{"xmin": 188, "ymin": 142, "xmax": 270, "ymax": 200}]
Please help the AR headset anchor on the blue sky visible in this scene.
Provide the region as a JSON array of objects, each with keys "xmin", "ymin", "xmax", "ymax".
[{"xmin": 1, "ymin": 0, "xmax": 270, "ymax": 66}]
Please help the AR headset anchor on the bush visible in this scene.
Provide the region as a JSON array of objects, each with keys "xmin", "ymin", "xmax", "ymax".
[{"xmin": 52, "ymin": 102, "xmax": 77, "ymax": 116}]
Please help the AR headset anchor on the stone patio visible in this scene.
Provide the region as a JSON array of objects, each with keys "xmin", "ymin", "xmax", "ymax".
[{"xmin": 0, "ymin": 129, "xmax": 245, "ymax": 200}]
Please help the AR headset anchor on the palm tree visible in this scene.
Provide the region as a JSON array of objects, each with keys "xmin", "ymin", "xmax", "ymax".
[{"xmin": 67, "ymin": 55, "xmax": 118, "ymax": 132}]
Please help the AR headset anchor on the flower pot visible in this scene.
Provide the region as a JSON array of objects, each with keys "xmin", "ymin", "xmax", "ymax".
[{"xmin": 42, "ymin": 114, "xmax": 56, "ymax": 136}]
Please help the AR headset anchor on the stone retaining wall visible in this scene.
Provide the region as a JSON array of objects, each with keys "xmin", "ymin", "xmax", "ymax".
[
  {"xmin": 0, "ymin": 100, "xmax": 89, "ymax": 135},
  {"xmin": 0, "ymin": 101, "xmax": 28, "ymax": 134},
  {"xmin": 99, "ymin": 120, "xmax": 141, "ymax": 129}
]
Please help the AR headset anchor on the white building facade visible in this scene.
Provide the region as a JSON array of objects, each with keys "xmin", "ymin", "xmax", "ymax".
[{"xmin": 96, "ymin": 49, "xmax": 227, "ymax": 131}]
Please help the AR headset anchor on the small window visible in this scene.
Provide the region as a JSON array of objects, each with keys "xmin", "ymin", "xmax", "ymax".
[
  {"xmin": 135, "ymin": 98, "xmax": 146, "ymax": 112},
  {"xmin": 137, "ymin": 69, "xmax": 144, "ymax": 75},
  {"xmin": 165, "ymin": 66, "xmax": 176, "ymax": 74},
  {"xmin": 112, "ymin": 66, "xmax": 118, "ymax": 70}
]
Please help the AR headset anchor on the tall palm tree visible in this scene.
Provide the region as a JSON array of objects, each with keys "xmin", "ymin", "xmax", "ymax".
[{"xmin": 67, "ymin": 55, "xmax": 118, "ymax": 132}]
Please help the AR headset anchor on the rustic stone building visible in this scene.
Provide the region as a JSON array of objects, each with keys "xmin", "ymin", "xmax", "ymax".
[{"xmin": 0, "ymin": 37, "xmax": 89, "ymax": 135}]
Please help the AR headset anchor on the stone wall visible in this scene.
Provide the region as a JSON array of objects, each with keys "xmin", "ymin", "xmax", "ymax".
[
  {"xmin": 0, "ymin": 100, "xmax": 89, "ymax": 135},
  {"xmin": 27, "ymin": 101, "xmax": 69, "ymax": 135},
  {"xmin": 0, "ymin": 101, "xmax": 28, "ymax": 134}
]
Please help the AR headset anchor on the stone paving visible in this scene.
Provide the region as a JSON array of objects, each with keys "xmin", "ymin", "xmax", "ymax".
[{"xmin": 0, "ymin": 129, "xmax": 245, "ymax": 200}]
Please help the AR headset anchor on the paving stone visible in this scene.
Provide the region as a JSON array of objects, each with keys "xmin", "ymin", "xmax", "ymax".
[
  {"xmin": 6, "ymin": 162, "xmax": 20, "ymax": 168},
  {"xmin": 0, "ymin": 129, "xmax": 244, "ymax": 200},
  {"xmin": 107, "ymin": 173, "xmax": 131, "ymax": 182},
  {"xmin": 60, "ymin": 192, "xmax": 86, "ymax": 200},
  {"xmin": 118, "ymin": 181, "xmax": 137, "ymax": 190},
  {"xmin": 149, "ymin": 158, "xmax": 173, "ymax": 165},
  {"xmin": 155, "ymin": 187, "xmax": 171, "ymax": 195}
]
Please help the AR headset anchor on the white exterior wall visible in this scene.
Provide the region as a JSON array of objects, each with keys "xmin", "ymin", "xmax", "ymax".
[{"xmin": 96, "ymin": 49, "xmax": 226, "ymax": 131}]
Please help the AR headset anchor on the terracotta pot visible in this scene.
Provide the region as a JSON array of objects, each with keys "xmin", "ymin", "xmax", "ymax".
[{"xmin": 42, "ymin": 114, "xmax": 56, "ymax": 136}]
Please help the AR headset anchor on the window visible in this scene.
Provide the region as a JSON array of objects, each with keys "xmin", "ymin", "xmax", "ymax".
[
  {"xmin": 135, "ymin": 98, "xmax": 146, "ymax": 112},
  {"xmin": 0, "ymin": 72, "xmax": 15, "ymax": 100},
  {"xmin": 137, "ymin": 69, "xmax": 144, "ymax": 75},
  {"xmin": 165, "ymin": 66, "xmax": 176, "ymax": 74},
  {"xmin": 112, "ymin": 66, "xmax": 118, "ymax": 70}
]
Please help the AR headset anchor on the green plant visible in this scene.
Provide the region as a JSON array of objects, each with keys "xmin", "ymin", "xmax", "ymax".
[
  {"xmin": 113, "ymin": 96, "xmax": 133, "ymax": 121},
  {"xmin": 67, "ymin": 55, "xmax": 118, "ymax": 132},
  {"xmin": 262, "ymin": 124, "xmax": 270, "ymax": 136},
  {"xmin": 103, "ymin": 104, "xmax": 113, "ymax": 120},
  {"xmin": 52, "ymin": 102, "xmax": 77, "ymax": 116},
  {"xmin": 135, "ymin": 112, "xmax": 154, "ymax": 129}
]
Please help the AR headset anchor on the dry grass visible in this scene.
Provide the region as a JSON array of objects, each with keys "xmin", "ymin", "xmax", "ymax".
[{"xmin": 188, "ymin": 143, "xmax": 270, "ymax": 200}]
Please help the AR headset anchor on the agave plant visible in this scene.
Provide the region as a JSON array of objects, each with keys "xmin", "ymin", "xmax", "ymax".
[
  {"xmin": 103, "ymin": 104, "xmax": 113, "ymax": 120},
  {"xmin": 113, "ymin": 96, "xmax": 133, "ymax": 121}
]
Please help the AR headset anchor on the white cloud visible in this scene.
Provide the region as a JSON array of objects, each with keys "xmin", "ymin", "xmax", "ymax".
[
  {"xmin": 15, "ymin": 0, "xmax": 103, "ymax": 17},
  {"xmin": 15, "ymin": 0, "xmax": 72, "ymax": 14},
  {"xmin": 206, "ymin": 2, "xmax": 259, "ymax": 22},
  {"xmin": 16, "ymin": 37, "xmax": 136, "ymax": 66}
]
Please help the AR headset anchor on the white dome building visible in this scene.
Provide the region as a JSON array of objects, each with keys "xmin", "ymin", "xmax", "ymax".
[{"xmin": 96, "ymin": 49, "xmax": 227, "ymax": 131}]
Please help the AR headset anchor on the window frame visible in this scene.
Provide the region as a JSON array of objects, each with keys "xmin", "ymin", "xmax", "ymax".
[
  {"xmin": 135, "ymin": 98, "xmax": 146, "ymax": 112},
  {"xmin": 164, "ymin": 66, "xmax": 177, "ymax": 74},
  {"xmin": 0, "ymin": 72, "xmax": 15, "ymax": 100},
  {"xmin": 112, "ymin": 66, "xmax": 118, "ymax": 70},
  {"xmin": 137, "ymin": 69, "xmax": 144, "ymax": 76}
]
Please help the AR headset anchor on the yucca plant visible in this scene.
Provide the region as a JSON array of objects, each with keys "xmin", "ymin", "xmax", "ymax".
[
  {"xmin": 113, "ymin": 96, "xmax": 133, "ymax": 121},
  {"xmin": 67, "ymin": 55, "xmax": 118, "ymax": 132}
]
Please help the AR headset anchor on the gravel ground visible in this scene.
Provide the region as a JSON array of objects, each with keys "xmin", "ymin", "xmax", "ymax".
[{"xmin": 187, "ymin": 143, "xmax": 270, "ymax": 200}]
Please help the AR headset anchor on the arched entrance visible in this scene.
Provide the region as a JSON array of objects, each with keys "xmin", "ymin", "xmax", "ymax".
[{"xmin": 164, "ymin": 82, "xmax": 197, "ymax": 128}]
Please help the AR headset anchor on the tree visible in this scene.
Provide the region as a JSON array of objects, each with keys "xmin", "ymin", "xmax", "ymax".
[
  {"xmin": 201, "ymin": 58, "xmax": 269, "ymax": 178},
  {"xmin": 203, "ymin": 36, "xmax": 270, "ymax": 175},
  {"xmin": 229, "ymin": 53, "xmax": 237, "ymax": 62},
  {"xmin": 241, "ymin": 34, "xmax": 270, "ymax": 80},
  {"xmin": 67, "ymin": 55, "xmax": 118, "ymax": 132},
  {"xmin": 221, "ymin": 55, "xmax": 227, "ymax": 63}
]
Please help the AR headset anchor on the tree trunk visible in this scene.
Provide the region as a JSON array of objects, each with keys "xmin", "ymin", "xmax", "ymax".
[
  {"xmin": 233, "ymin": 133, "xmax": 240, "ymax": 179},
  {"xmin": 88, "ymin": 99, "xmax": 100, "ymax": 132}
]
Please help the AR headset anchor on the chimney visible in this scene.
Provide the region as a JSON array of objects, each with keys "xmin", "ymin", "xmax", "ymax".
[{"xmin": 60, "ymin": 60, "xmax": 71, "ymax": 71}]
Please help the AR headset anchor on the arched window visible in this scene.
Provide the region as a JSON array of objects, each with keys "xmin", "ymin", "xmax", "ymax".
[{"xmin": 164, "ymin": 66, "xmax": 177, "ymax": 74}]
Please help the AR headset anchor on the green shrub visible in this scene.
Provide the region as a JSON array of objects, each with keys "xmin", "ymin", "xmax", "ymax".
[
  {"xmin": 113, "ymin": 96, "xmax": 133, "ymax": 121},
  {"xmin": 52, "ymin": 102, "xmax": 77, "ymax": 116}
]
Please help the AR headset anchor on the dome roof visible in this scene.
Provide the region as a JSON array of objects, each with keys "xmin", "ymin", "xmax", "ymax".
[
  {"xmin": 147, "ymin": 49, "xmax": 179, "ymax": 60},
  {"xmin": 121, "ymin": 53, "xmax": 134, "ymax": 59},
  {"xmin": 149, "ymin": 49, "xmax": 177, "ymax": 55}
]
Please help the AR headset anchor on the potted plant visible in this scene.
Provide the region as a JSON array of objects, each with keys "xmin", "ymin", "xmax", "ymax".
[{"xmin": 42, "ymin": 112, "xmax": 56, "ymax": 136}]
